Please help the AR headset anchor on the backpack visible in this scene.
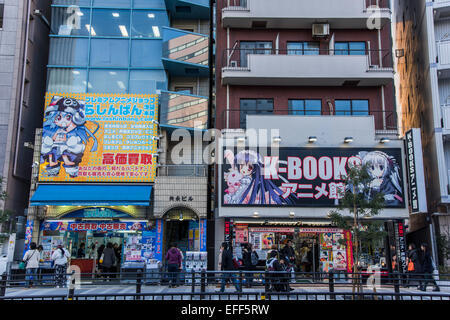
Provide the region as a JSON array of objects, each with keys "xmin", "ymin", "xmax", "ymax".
[
  {"xmin": 251, "ymin": 251, "xmax": 259, "ymax": 266},
  {"xmin": 266, "ymin": 258, "xmax": 276, "ymax": 272}
]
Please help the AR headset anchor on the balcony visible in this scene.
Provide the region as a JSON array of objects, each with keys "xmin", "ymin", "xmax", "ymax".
[
  {"xmin": 222, "ymin": 109, "xmax": 397, "ymax": 132},
  {"xmin": 221, "ymin": 48, "xmax": 394, "ymax": 86},
  {"xmin": 160, "ymin": 90, "xmax": 208, "ymax": 129},
  {"xmin": 437, "ymin": 40, "xmax": 450, "ymax": 78},
  {"xmin": 433, "ymin": 0, "xmax": 450, "ymax": 20},
  {"xmin": 164, "ymin": 0, "xmax": 210, "ymax": 19},
  {"xmin": 222, "ymin": 0, "xmax": 391, "ymax": 29},
  {"xmin": 441, "ymin": 105, "xmax": 450, "ymax": 133},
  {"xmin": 162, "ymin": 27, "xmax": 209, "ymax": 77}
]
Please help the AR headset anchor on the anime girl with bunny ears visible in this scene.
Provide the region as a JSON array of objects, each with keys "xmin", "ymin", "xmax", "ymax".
[
  {"xmin": 223, "ymin": 149, "xmax": 298, "ymax": 205},
  {"xmin": 41, "ymin": 96, "xmax": 99, "ymax": 178}
]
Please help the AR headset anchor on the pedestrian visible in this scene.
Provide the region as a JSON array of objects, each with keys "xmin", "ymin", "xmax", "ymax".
[
  {"xmin": 77, "ymin": 243, "xmax": 85, "ymax": 258},
  {"xmin": 113, "ymin": 243, "xmax": 121, "ymax": 278},
  {"xmin": 51, "ymin": 244, "xmax": 70, "ymax": 288},
  {"xmin": 101, "ymin": 242, "xmax": 116, "ymax": 280},
  {"xmin": 22, "ymin": 242, "xmax": 40, "ymax": 288},
  {"xmin": 406, "ymin": 243, "xmax": 421, "ymax": 288},
  {"xmin": 165, "ymin": 243, "xmax": 182, "ymax": 288},
  {"xmin": 266, "ymin": 250, "xmax": 283, "ymax": 292},
  {"xmin": 219, "ymin": 242, "xmax": 241, "ymax": 293},
  {"xmin": 97, "ymin": 244, "xmax": 105, "ymax": 278},
  {"xmin": 419, "ymin": 243, "xmax": 440, "ymax": 292},
  {"xmin": 281, "ymin": 240, "xmax": 296, "ymax": 270},
  {"xmin": 242, "ymin": 243, "xmax": 258, "ymax": 288}
]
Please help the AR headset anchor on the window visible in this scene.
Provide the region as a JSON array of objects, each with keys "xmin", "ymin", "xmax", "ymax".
[
  {"xmin": 90, "ymin": 39, "xmax": 129, "ymax": 67},
  {"xmin": 47, "ymin": 68, "xmax": 88, "ymax": 93},
  {"xmin": 91, "ymin": 9, "xmax": 131, "ymax": 37},
  {"xmin": 0, "ymin": 3, "xmax": 4, "ymax": 29},
  {"xmin": 175, "ymin": 87, "xmax": 194, "ymax": 94},
  {"xmin": 288, "ymin": 100, "xmax": 321, "ymax": 115},
  {"xmin": 88, "ymin": 69, "xmax": 128, "ymax": 93},
  {"xmin": 335, "ymin": 100, "xmax": 369, "ymax": 115},
  {"xmin": 335, "ymin": 42, "xmax": 366, "ymax": 55},
  {"xmin": 239, "ymin": 41, "xmax": 272, "ymax": 68},
  {"xmin": 49, "ymin": 38, "xmax": 89, "ymax": 66},
  {"xmin": 287, "ymin": 42, "xmax": 319, "ymax": 55},
  {"xmin": 240, "ymin": 99, "xmax": 273, "ymax": 129}
]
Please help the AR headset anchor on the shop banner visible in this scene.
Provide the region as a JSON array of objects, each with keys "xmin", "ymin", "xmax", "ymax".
[
  {"xmin": 24, "ymin": 219, "xmax": 34, "ymax": 253},
  {"xmin": 405, "ymin": 129, "xmax": 427, "ymax": 213},
  {"xmin": 38, "ymin": 92, "xmax": 158, "ymax": 183},
  {"xmin": 40, "ymin": 221, "xmax": 147, "ymax": 232},
  {"xmin": 345, "ymin": 230, "xmax": 354, "ymax": 273},
  {"xmin": 199, "ymin": 219, "xmax": 207, "ymax": 252},
  {"xmin": 394, "ymin": 220, "xmax": 407, "ymax": 273},
  {"xmin": 155, "ymin": 219, "xmax": 164, "ymax": 262},
  {"xmin": 222, "ymin": 147, "xmax": 405, "ymax": 208}
]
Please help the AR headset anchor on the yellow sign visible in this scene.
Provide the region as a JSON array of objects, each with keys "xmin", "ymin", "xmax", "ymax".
[{"xmin": 38, "ymin": 92, "xmax": 158, "ymax": 183}]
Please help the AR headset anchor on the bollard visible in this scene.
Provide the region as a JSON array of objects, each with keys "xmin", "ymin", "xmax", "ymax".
[
  {"xmin": 191, "ymin": 271, "xmax": 195, "ymax": 293},
  {"xmin": 135, "ymin": 269, "xmax": 142, "ymax": 300},
  {"xmin": 393, "ymin": 272, "xmax": 400, "ymax": 301},
  {"xmin": 67, "ymin": 270, "xmax": 76, "ymax": 300},
  {"xmin": 328, "ymin": 271, "xmax": 335, "ymax": 300},
  {"xmin": 0, "ymin": 272, "xmax": 7, "ymax": 297}
]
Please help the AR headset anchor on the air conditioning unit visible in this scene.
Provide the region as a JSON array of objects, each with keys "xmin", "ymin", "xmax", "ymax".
[
  {"xmin": 230, "ymin": 60, "xmax": 238, "ymax": 68},
  {"xmin": 312, "ymin": 24, "xmax": 330, "ymax": 37}
]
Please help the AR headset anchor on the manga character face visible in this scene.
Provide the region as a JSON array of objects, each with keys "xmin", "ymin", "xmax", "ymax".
[
  {"xmin": 54, "ymin": 111, "xmax": 76, "ymax": 132},
  {"xmin": 239, "ymin": 163, "xmax": 253, "ymax": 176}
]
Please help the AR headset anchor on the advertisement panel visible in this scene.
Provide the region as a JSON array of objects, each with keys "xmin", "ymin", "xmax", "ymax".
[
  {"xmin": 40, "ymin": 221, "xmax": 148, "ymax": 232},
  {"xmin": 38, "ymin": 92, "xmax": 158, "ymax": 183},
  {"xmin": 222, "ymin": 147, "xmax": 405, "ymax": 208}
]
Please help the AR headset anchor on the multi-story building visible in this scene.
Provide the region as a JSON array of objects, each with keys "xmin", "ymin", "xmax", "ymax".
[
  {"xmin": 23, "ymin": 0, "xmax": 212, "ymax": 274},
  {"xmin": 393, "ymin": 0, "xmax": 450, "ymax": 266},
  {"xmin": 214, "ymin": 0, "xmax": 411, "ymax": 273},
  {"xmin": 0, "ymin": 0, "xmax": 51, "ymax": 252}
]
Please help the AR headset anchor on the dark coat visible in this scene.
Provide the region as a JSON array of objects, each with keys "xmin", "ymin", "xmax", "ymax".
[
  {"xmin": 221, "ymin": 249, "xmax": 235, "ymax": 271},
  {"xmin": 101, "ymin": 247, "xmax": 116, "ymax": 268},
  {"xmin": 421, "ymin": 251, "xmax": 434, "ymax": 274},
  {"xmin": 242, "ymin": 249, "xmax": 252, "ymax": 268},
  {"xmin": 281, "ymin": 245, "xmax": 296, "ymax": 264}
]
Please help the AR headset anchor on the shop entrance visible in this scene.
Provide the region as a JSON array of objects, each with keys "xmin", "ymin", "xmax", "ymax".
[{"xmin": 162, "ymin": 207, "xmax": 199, "ymax": 268}]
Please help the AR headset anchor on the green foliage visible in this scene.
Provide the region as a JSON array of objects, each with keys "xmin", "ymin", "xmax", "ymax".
[
  {"xmin": 0, "ymin": 176, "xmax": 10, "ymax": 241},
  {"xmin": 436, "ymin": 231, "xmax": 450, "ymax": 267}
]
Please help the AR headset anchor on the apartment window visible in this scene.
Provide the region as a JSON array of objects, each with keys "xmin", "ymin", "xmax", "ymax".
[
  {"xmin": 335, "ymin": 42, "xmax": 366, "ymax": 55},
  {"xmin": 239, "ymin": 41, "xmax": 272, "ymax": 68},
  {"xmin": 335, "ymin": 100, "xmax": 369, "ymax": 115},
  {"xmin": 240, "ymin": 99, "xmax": 273, "ymax": 129},
  {"xmin": 288, "ymin": 99, "xmax": 321, "ymax": 115},
  {"xmin": 0, "ymin": 3, "xmax": 4, "ymax": 29},
  {"xmin": 287, "ymin": 42, "xmax": 319, "ymax": 55}
]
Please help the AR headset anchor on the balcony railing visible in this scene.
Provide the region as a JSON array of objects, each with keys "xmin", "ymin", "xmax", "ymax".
[
  {"xmin": 222, "ymin": 0, "xmax": 390, "ymax": 11},
  {"xmin": 437, "ymin": 40, "xmax": 450, "ymax": 66},
  {"xmin": 221, "ymin": 109, "xmax": 398, "ymax": 132},
  {"xmin": 160, "ymin": 90, "xmax": 208, "ymax": 130},
  {"xmin": 157, "ymin": 165, "xmax": 207, "ymax": 177},
  {"xmin": 222, "ymin": 48, "xmax": 393, "ymax": 72},
  {"xmin": 441, "ymin": 104, "xmax": 450, "ymax": 130}
]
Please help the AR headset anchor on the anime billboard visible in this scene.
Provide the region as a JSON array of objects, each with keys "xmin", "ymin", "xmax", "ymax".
[
  {"xmin": 38, "ymin": 93, "xmax": 158, "ymax": 183},
  {"xmin": 221, "ymin": 147, "xmax": 405, "ymax": 208}
]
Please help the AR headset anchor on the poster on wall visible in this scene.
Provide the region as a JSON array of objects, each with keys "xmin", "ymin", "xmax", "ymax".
[
  {"xmin": 38, "ymin": 92, "xmax": 158, "ymax": 183},
  {"xmin": 234, "ymin": 225, "xmax": 249, "ymax": 244},
  {"xmin": 320, "ymin": 233, "xmax": 333, "ymax": 250},
  {"xmin": 221, "ymin": 147, "xmax": 405, "ymax": 208},
  {"xmin": 333, "ymin": 250, "xmax": 347, "ymax": 270},
  {"xmin": 261, "ymin": 232, "xmax": 275, "ymax": 249}
]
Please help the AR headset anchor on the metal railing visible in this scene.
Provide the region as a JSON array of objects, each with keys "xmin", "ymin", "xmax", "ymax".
[
  {"xmin": 220, "ymin": 109, "xmax": 398, "ymax": 132},
  {"xmin": 157, "ymin": 164, "xmax": 208, "ymax": 177},
  {"xmin": 222, "ymin": 48, "xmax": 394, "ymax": 71},
  {"xmin": 222, "ymin": 0, "xmax": 391, "ymax": 11},
  {"xmin": 1, "ymin": 270, "xmax": 449, "ymax": 300}
]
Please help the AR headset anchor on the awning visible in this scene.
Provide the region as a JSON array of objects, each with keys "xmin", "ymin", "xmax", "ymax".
[{"xmin": 30, "ymin": 185, "xmax": 152, "ymax": 206}]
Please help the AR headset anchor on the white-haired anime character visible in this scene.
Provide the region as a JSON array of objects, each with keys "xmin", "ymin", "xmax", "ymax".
[
  {"xmin": 360, "ymin": 151, "xmax": 404, "ymax": 206},
  {"xmin": 41, "ymin": 96, "xmax": 99, "ymax": 178}
]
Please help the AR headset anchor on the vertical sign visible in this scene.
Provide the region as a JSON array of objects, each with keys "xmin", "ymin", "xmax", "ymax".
[
  {"xmin": 199, "ymin": 219, "xmax": 207, "ymax": 252},
  {"xmin": 224, "ymin": 218, "xmax": 231, "ymax": 243},
  {"xmin": 395, "ymin": 220, "xmax": 407, "ymax": 273},
  {"xmin": 155, "ymin": 219, "xmax": 164, "ymax": 262},
  {"xmin": 23, "ymin": 219, "xmax": 34, "ymax": 255},
  {"xmin": 7, "ymin": 233, "xmax": 16, "ymax": 263},
  {"xmin": 405, "ymin": 128, "xmax": 427, "ymax": 213},
  {"xmin": 345, "ymin": 230, "xmax": 354, "ymax": 273}
]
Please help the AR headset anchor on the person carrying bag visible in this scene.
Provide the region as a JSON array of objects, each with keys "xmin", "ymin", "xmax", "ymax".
[{"xmin": 22, "ymin": 242, "xmax": 41, "ymax": 288}]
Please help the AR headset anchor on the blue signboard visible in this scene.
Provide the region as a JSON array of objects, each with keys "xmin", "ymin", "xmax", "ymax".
[
  {"xmin": 155, "ymin": 219, "xmax": 164, "ymax": 262},
  {"xmin": 62, "ymin": 208, "xmax": 134, "ymax": 219},
  {"xmin": 199, "ymin": 219, "xmax": 207, "ymax": 252}
]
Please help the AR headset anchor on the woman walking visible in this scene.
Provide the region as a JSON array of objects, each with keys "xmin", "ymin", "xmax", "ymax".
[
  {"xmin": 101, "ymin": 243, "xmax": 116, "ymax": 280},
  {"xmin": 419, "ymin": 243, "xmax": 440, "ymax": 292},
  {"xmin": 22, "ymin": 242, "xmax": 40, "ymax": 288},
  {"xmin": 51, "ymin": 244, "xmax": 70, "ymax": 288}
]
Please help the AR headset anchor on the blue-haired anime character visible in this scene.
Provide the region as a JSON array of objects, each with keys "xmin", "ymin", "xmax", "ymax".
[
  {"xmin": 224, "ymin": 149, "xmax": 297, "ymax": 205},
  {"xmin": 41, "ymin": 96, "xmax": 99, "ymax": 178}
]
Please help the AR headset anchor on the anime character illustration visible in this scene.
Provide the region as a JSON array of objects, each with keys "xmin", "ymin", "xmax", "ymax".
[
  {"xmin": 262, "ymin": 233, "xmax": 275, "ymax": 249},
  {"xmin": 360, "ymin": 151, "xmax": 403, "ymax": 206},
  {"xmin": 321, "ymin": 233, "xmax": 333, "ymax": 249},
  {"xmin": 41, "ymin": 96, "xmax": 99, "ymax": 178},
  {"xmin": 333, "ymin": 250, "xmax": 347, "ymax": 270},
  {"xmin": 223, "ymin": 149, "xmax": 298, "ymax": 205}
]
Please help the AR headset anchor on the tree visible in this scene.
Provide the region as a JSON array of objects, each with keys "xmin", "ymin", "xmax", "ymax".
[
  {"xmin": 328, "ymin": 163, "xmax": 386, "ymax": 295},
  {"xmin": 0, "ymin": 176, "xmax": 11, "ymax": 242}
]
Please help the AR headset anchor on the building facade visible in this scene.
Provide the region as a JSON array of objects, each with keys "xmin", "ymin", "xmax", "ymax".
[
  {"xmin": 214, "ymin": 0, "xmax": 411, "ymax": 272},
  {"xmin": 23, "ymin": 0, "xmax": 211, "ymax": 274},
  {"xmin": 0, "ymin": 0, "xmax": 51, "ymax": 252},
  {"xmin": 393, "ymin": 0, "xmax": 450, "ymax": 266}
]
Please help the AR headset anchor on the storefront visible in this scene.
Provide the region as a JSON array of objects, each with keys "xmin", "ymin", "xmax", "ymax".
[{"xmin": 216, "ymin": 115, "xmax": 411, "ymax": 272}]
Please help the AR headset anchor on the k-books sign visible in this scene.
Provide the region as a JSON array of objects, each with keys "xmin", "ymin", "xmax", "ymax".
[{"xmin": 222, "ymin": 147, "xmax": 405, "ymax": 208}]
